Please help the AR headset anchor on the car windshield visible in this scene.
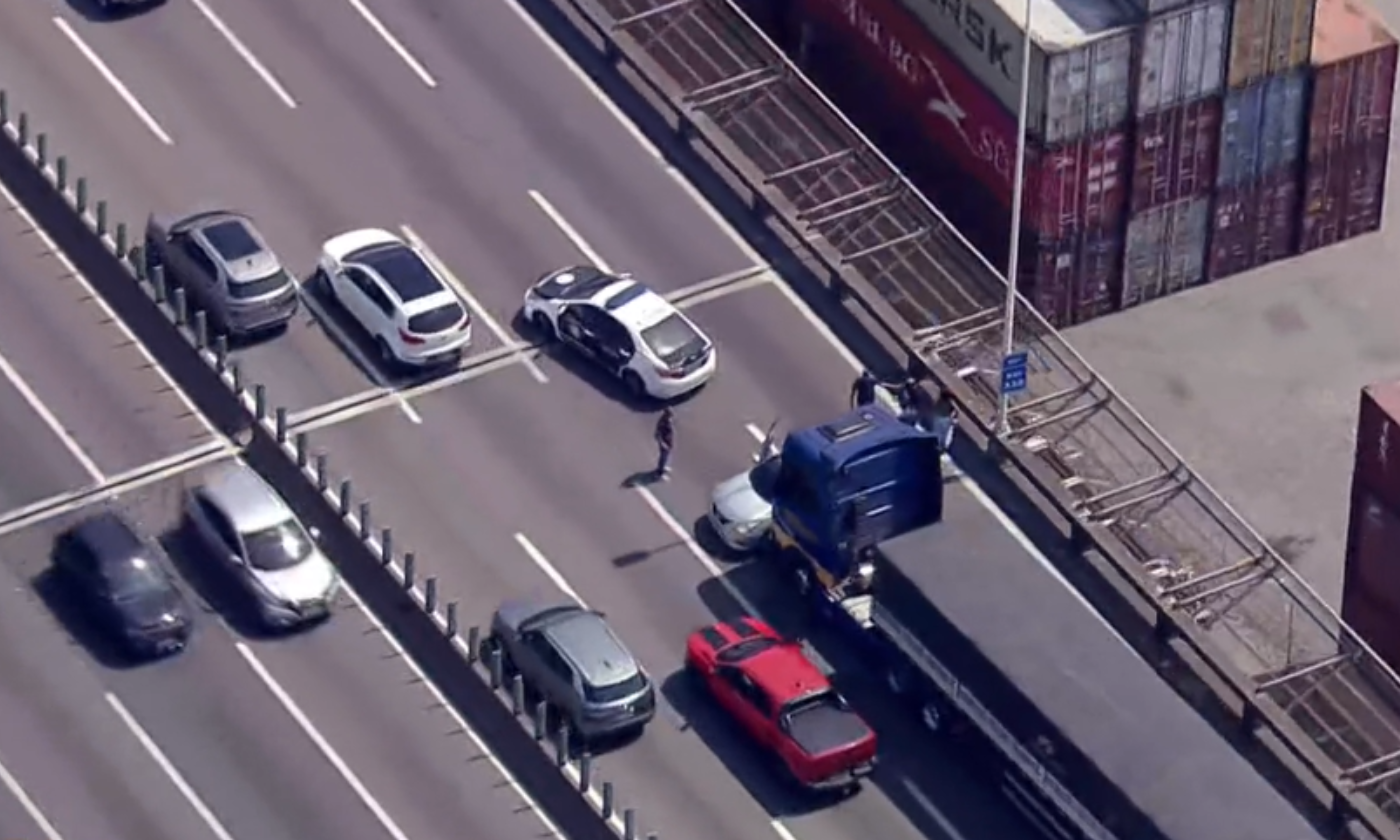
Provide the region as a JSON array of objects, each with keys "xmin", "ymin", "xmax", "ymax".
[
  {"xmin": 716, "ymin": 637, "xmax": 779, "ymax": 664},
  {"xmin": 229, "ymin": 268, "xmax": 293, "ymax": 300},
  {"xmin": 243, "ymin": 520, "xmax": 314, "ymax": 571},
  {"xmin": 106, "ymin": 557, "xmax": 170, "ymax": 604},
  {"xmin": 639, "ymin": 314, "xmax": 705, "ymax": 364},
  {"xmin": 407, "ymin": 302, "xmax": 466, "ymax": 334},
  {"xmin": 584, "ymin": 672, "xmax": 647, "ymax": 704}
]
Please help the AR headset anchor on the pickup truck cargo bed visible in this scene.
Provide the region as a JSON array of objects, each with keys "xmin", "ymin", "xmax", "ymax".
[{"xmin": 872, "ymin": 488, "xmax": 1322, "ymax": 840}]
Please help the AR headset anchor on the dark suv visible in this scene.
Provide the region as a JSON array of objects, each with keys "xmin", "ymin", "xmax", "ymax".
[{"xmin": 145, "ymin": 210, "xmax": 299, "ymax": 337}]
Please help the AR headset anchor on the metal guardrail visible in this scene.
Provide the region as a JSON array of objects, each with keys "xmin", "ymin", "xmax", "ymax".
[{"xmin": 538, "ymin": 0, "xmax": 1400, "ymax": 835}]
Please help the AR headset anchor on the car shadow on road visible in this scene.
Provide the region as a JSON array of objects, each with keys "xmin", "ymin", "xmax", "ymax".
[
  {"xmin": 659, "ymin": 667, "xmax": 832, "ymax": 818},
  {"xmin": 691, "ymin": 515, "xmax": 747, "ymax": 564},
  {"xmin": 31, "ymin": 566, "xmax": 143, "ymax": 671}
]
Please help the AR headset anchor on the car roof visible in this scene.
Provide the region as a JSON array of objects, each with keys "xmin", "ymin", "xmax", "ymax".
[
  {"xmin": 741, "ymin": 642, "xmax": 829, "ymax": 704},
  {"xmin": 350, "ymin": 242, "xmax": 446, "ymax": 304},
  {"xmin": 199, "ymin": 465, "xmax": 293, "ymax": 533},
  {"xmin": 596, "ymin": 282, "xmax": 677, "ymax": 331},
  {"xmin": 543, "ymin": 610, "xmax": 639, "ymax": 687},
  {"xmin": 69, "ymin": 512, "xmax": 147, "ymax": 562},
  {"xmin": 182, "ymin": 212, "xmax": 282, "ymax": 283},
  {"xmin": 541, "ymin": 266, "xmax": 618, "ymax": 300}
]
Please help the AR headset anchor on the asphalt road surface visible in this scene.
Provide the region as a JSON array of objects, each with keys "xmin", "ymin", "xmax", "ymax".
[{"xmin": 0, "ymin": 1, "xmax": 1058, "ymax": 840}]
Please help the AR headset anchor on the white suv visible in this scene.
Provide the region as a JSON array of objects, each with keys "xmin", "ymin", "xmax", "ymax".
[{"xmin": 318, "ymin": 228, "xmax": 472, "ymax": 368}]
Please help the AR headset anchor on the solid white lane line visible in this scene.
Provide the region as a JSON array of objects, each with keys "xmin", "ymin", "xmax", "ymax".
[
  {"xmin": 632, "ymin": 485, "xmax": 762, "ymax": 616},
  {"xmin": 186, "ymin": 0, "xmax": 298, "ymax": 108},
  {"xmin": 0, "ymin": 176, "xmax": 222, "ymax": 444},
  {"xmin": 297, "ymin": 288, "xmax": 422, "ymax": 424},
  {"xmin": 0, "ymin": 346, "xmax": 104, "ymax": 482},
  {"xmin": 106, "ymin": 694, "xmax": 237, "ymax": 840},
  {"xmin": 332, "ymin": 580, "xmax": 570, "ymax": 840},
  {"xmin": 234, "ymin": 643, "xmax": 414, "ymax": 840},
  {"xmin": 337, "ymin": 0, "xmax": 437, "ymax": 88},
  {"xmin": 399, "ymin": 225, "xmax": 548, "ymax": 384},
  {"xmin": 745, "ymin": 423, "xmax": 766, "ymax": 443},
  {"xmin": 515, "ymin": 532, "xmax": 586, "ymax": 605},
  {"xmin": 0, "ymin": 748, "xmax": 66, "ymax": 840},
  {"xmin": 527, "ymin": 190, "xmax": 611, "ymax": 271},
  {"xmin": 51, "ymin": 17, "xmax": 174, "ymax": 145}
]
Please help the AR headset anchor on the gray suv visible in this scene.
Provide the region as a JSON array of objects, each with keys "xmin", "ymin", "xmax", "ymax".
[
  {"xmin": 145, "ymin": 210, "xmax": 299, "ymax": 337},
  {"xmin": 487, "ymin": 599, "xmax": 655, "ymax": 740}
]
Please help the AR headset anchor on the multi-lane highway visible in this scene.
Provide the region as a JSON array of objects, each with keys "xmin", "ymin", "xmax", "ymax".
[
  {"xmin": 0, "ymin": 2, "xmax": 1057, "ymax": 840},
  {"xmin": 0, "ymin": 173, "xmax": 584, "ymax": 840}
]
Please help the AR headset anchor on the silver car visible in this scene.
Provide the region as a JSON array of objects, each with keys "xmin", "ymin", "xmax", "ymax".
[
  {"xmin": 145, "ymin": 210, "xmax": 299, "ymax": 336},
  {"xmin": 707, "ymin": 429, "xmax": 780, "ymax": 553},
  {"xmin": 487, "ymin": 599, "xmax": 655, "ymax": 741},
  {"xmin": 184, "ymin": 464, "xmax": 339, "ymax": 629}
]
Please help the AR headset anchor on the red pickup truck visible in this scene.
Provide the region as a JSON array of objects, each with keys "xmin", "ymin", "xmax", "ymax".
[{"xmin": 685, "ymin": 618, "xmax": 877, "ymax": 794}]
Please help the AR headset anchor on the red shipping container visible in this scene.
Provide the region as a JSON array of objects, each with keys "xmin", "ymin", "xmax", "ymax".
[
  {"xmin": 1208, "ymin": 184, "xmax": 1255, "ymax": 280},
  {"xmin": 1300, "ymin": 133, "xmax": 1389, "ymax": 250},
  {"xmin": 1307, "ymin": 0, "xmax": 1398, "ymax": 158},
  {"xmin": 1031, "ymin": 129, "xmax": 1131, "ymax": 239},
  {"xmin": 1352, "ymin": 381, "xmax": 1400, "ymax": 510},
  {"xmin": 1021, "ymin": 226, "xmax": 1124, "ymax": 327},
  {"xmin": 1131, "ymin": 96, "xmax": 1222, "ymax": 213},
  {"xmin": 1341, "ymin": 486, "xmax": 1400, "ymax": 672}
]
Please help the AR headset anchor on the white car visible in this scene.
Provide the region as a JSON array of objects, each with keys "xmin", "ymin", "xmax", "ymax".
[
  {"xmin": 523, "ymin": 266, "xmax": 716, "ymax": 399},
  {"xmin": 184, "ymin": 464, "xmax": 340, "ymax": 630},
  {"xmin": 708, "ymin": 428, "xmax": 781, "ymax": 553},
  {"xmin": 317, "ymin": 228, "xmax": 472, "ymax": 368}
]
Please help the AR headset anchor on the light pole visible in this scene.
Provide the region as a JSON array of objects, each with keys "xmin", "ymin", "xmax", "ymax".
[{"xmin": 995, "ymin": 0, "xmax": 1034, "ymax": 437}]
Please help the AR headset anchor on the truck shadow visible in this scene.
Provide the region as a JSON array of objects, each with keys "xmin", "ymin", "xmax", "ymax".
[{"xmin": 695, "ymin": 563, "xmax": 1035, "ymax": 840}]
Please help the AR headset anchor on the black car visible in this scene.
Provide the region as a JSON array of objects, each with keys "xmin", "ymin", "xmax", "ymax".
[{"xmin": 53, "ymin": 513, "xmax": 192, "ymax": 658}]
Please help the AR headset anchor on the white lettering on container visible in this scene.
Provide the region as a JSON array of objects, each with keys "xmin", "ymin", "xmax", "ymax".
[{"xmin": 837, "ymin": 0, "xmax": 1015, "ymax": 184}]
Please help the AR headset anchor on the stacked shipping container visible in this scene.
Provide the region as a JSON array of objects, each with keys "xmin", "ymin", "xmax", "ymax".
[
  {"xmin": 1343, "ymin": 382, "xmax": 1400, "ymax": 672},
  {"xmin": 1205, "ymin": 0, "xmax": 1314, "ymax": 279},
  {"xmin": 780, "ymin": 0, "xmax": 1140, "ymax": 326},
  {"xmin": 1299, "ymin": 0, "xmax": 1397, "ymax": 250},
  {"xmin": 1120, "ymin": 0, "xmax": 1228, "ymax": 308},
  {"xmin": 758, "ymin": 0, "xmax": 1394, "ymax": 327}
]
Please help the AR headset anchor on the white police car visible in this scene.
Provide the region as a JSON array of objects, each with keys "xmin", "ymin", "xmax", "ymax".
[{"xmin": 522, "ymin": 266, "xmax": 716, "ymax": 400}]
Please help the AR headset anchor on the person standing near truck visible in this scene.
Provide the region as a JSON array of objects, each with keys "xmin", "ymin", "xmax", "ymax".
[{"xmin": 654, "ymin": 407, "xmax": 676, "ymax": 479}]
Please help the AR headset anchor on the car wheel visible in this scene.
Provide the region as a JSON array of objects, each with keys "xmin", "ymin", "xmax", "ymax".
[
  {"xmin": 622, "ymin": 370, "xmax": 647, "ymax": 399},
  {"xmin": 531, "ymin": 311, "xmax": 556, "ymax": 340},
  {"xmin": 375, "ymin": 337, "xmax": 397, "ymax": 367}
]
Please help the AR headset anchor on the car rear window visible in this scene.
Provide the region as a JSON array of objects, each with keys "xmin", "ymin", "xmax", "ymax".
[
  {"xmin": 584, "ymin": 672, "xmax": 647, "ymax": 704},
  {"xmin": 640, "ymin": 314, "xmax": 705, "ymax": 363},
  {"xmin": 229, "ymin": 269, "xmax": 294, "ymax": 300},
  {"xmin": 202, "ymin": 219, "xmax": 263, "ymax": 262},
  {"xmin": 407, "ymin": 302, "xmax": 466, "ymax": 334},
  {"xmin": 106, "ymin": 556, "xmax": 170, "ymax": 603},
  {"xmin": 358, "ymin": 245, "xmax": 443, "ymax": 302},
  {"xmin": 716, "ymin": 637, "xmax": 778, "ymax": 664}
]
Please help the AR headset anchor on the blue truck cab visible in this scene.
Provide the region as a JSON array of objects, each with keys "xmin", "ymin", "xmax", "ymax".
[{"xmin": 755, "ymin": 407, "xmax": 944, "ymax": 631}]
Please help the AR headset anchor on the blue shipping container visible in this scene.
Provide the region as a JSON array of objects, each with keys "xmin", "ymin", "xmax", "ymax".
[{"xmin": 1217, "ymin": 71, "xmax": 1308, "ymax": 186}]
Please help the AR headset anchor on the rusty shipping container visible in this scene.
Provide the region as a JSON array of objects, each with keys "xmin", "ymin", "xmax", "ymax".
[
  {"xmin": 1135, "ymin": 0, "xmax": 1230, "ymax": 117},
  {"xmin": 1131, "ymin": 95, "xmax": 1221, "ymax": 211},
  {"xmin": 890, "ymin": 0, "xmax": 1140, "ymax": 143},
  {"xmin": 1217, "ymin": 70, "xmax": 1308, "ymax": 186},
  {"xmin": 1032, "ymin": 128, "xmax": 1132, "ymax": 238},
  {"xmin": 1227, "ymin": 0, "xmax": 1317, "ymax": 86},
  {"xmin": 1351, "ymin": 381, "xmax": 1400, "ymax": 509},
  {"xmin": 1024, "ymin": 226, "xmax": 1124, "ymax": 325},
  {"xmin": 1300, "ymin": 132, "xmax": 1388, "ymax": 250},
  {"xmin": 1208, "ymin": 166, "xmax": 1300, "ymax": 278},
  {"xmin": 1120, "ymin": 196, "xmax": 1210, "ymax": 307},
  {"xmin": 1307, "ymin": 0, "xmax": 1397, "ymax": 156},
  {"xmin": 1341, "ymin": 486, "xmax": 1400, "ymax": 673}
]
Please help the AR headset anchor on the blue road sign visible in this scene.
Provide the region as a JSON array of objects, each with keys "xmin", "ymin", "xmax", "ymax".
[{"xmin": 1001, "ymin": 351, "xmax": 1029, "ymax": 395}]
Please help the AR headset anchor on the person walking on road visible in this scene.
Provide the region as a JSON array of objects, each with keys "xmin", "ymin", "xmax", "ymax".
[
  {"xmin": 930, "ymin": 388, "xmax": 959, "ymax": 452},
  {"xmin": 850, "ymin": 370, "xmax": 880, "ymax": 408},
  {"xmin": 654, "ymin": 406, "xmax": 676, "ymax": 480}
]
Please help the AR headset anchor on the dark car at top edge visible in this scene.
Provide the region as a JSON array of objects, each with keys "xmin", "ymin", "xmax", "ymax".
[{"xmin": 52, "ymin": 512, "xmax": 193, "ymax": 660}]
